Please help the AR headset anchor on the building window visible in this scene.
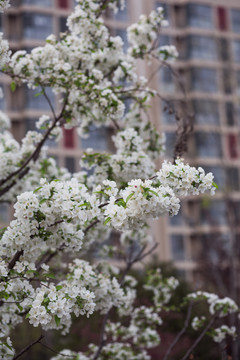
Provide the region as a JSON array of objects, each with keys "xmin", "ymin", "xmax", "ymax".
[
  {"xmin": 109, "ymin": 0, "xmax": 129, "ymax": 22},
  {"xmin": 203, "ymin": 165, "xmax": 239, "ymax": 191},
  {"xmin": 165, "ymin": 132, "xmax": 176, "ymax": 158},
  {"xmin": 203, "ymin": 166, "xmax": 225, "ymax": 191},
  {"xmin": 191, "ymin": 68, "xmax": 217, "ymax": 93},
  {"xmin": 59, "ymin": 17, "xmax": 68, "ymax": 33},
  {"xmin": 8, "ymin": 15, "xmax": 21, "ymax": 40},
  {"xmin": 58, "ymin": 0, "xmax": 69, "ymax": 8},
  {"xmin": 225, "ymin": 102, "xmax": 234, "ymax": 126},
  {"xmin": 81, "ymin": 126, "xmax": 114, "ymax": 152},
  {"xmin": 231, "ymin": 9, "xmax": 240, "ymax": 33},
  {"xmin": 225, "ymin": 168, "xmax": 239, "ymax": 191},
  {"xmin": 169, "ymin": 207, "xmax": 184, "ymax": 226},
  {"xmin": 195, "ymin": 132, "xmax": 222, "ymax": 158},
  {"xmin": 63, "ymin": 128, "xmax": 75, "ymax": 149},
  {"xmin": 161, "ymin": 101, "xmax": 176, "ymax": 125},
  {"xmin": 159, "ymin": 67, "xmax": 175, "ymax": 93},
  {"xmin": 222, "ymin": 69, "xmax": 232, "ymax": 94},
  {"xmin": 219, "ymin": 38, "xmax": 229, "ymax": 61},
  {"xmin": 233, "ymin": 40, "xmax": 240, "ymax": 63},
  {"xmin": 193, "ymin": 100, "xmax": 219, "ymax": 125},
  {"xmin": 201, "ymin": 200, "xmax": 227, "ymax": 226},
  {"xmin": 236, "ymin": 72, "xmax": 240, "ymax": 95},
  {"xmin": 170, "ymin": 235, "xmax": 185, "ymax": 260},
  {"xmin": 0, "ymin": 84, "xmax": 5, "ymax": 110},
  {"xmin": 23, "ymin": 13, "xmax": 53, "ymax": 40},
  {"xmin": 187, "ymin": 4, "xmax": 213, "ymax": 29},
  {"xmin": 22, "ymin": 0, "xmax": 52, "ymax": 6},
  {"xmin": 158, "ymin": 35, "xmax": 171, "ymax": 49},
  {"xmin": 0, "ymin": 204, "xmax": 10, "ymax": 223},
  {"xmin": 228, "ymin": 134, "xmax": 238, "ymax": 158},
  {"xmin": 25, "ymin": 86, "xmax": 55, "ymax": 110},
  {"xmin": 217, "ymin": 7, "xmax": 228, "ymax": 31},
  {"xmin": 187, "ymin": 35, "xmax": 217, "ymax": 61},
  {"xmin": 65, "ymin": 157, "xmax": 75, "ymax": 173}
]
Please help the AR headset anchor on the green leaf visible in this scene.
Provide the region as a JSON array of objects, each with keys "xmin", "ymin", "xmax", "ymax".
[
  {"xmin": 116, "ymin": 199, "xmax": 126, "ymax": 207},
  {"xmin": 33, "ymin": 186, "xmax": 42, "ymax": 193},
  {"xmin": 148, "ymin": 189, "xmax": 159, "ymax": 197},
  {"xmin": 26, "ymin": 269, "xmax": 38, "ymax": 275},
  {"xmin": 54, "ymin": 315, "xmax": 61, "ymax": 326},
  {"xmin": 78, "ymin": 202, "xmax": 88, "ymax": 208},
  {"xmin": 34, "ymin": 90, "xmax": 44, "ymax": 97},
  {"xmin": 10, "ymin": 81, "xmax": 16, "ymax": 92},
  {"xmin": 56, "ymin": 285, "xmax": 63, "ymax": 291},
  {"xmin": 25, "ymin": 312, "xmax": 31, "ymax": 319},
  {"xmin": 94, "ymin": 191, "xmax": 107, "ymax": 195},
  {"xmin": 43, "ymin": 273, "xmax": 55, "ymax": 279},
  {"xmin": 16, "ymin": 303, "xmax": 23, "ymax": 312},
  {"xmin": 104, "ymin": 217, "xmax": 111, "ymax": 225},
  {"xmin": 39, "ymin": 198, "xmax": 47, "ymax": 205},
  {"xmin": 3, "ymin": 342, "xmax": 13, "ymax": 351},
  {"xmin": 212, "ymin": 181, "xmax": 218, "ymax": 189},
  {"xmin": 126, "ymin": 192, "xmax": 134, "ymax": 204}
]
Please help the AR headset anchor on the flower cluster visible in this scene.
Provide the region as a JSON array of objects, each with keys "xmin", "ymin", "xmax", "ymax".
[
  {"xmin": 191, "ymin": 316, "xmax": 206, "ymax": 331},
  {"xmin": 0, "ymin": 178, "xmax": 100, "ymax": 262},
  {"xmin": 0, "ymin": 111, "xmax": 10, "ymax": 130},
  {"xmin": 27, "ymin": 259, "xmax": 128, "ymax": 334},
  {"xmin": 211, "ymin": 325, "xmax": 236, "ymax": 343},
  {"xmin": 158, "ymin": 45, "xmax": 179, "ymax": 61},
  {"xmin": 103, "ymin": 178, "xmax": 180, "ymax": 230},
  {"xmin": 0, "ymin": 0, "xmax": 236, "ymax": 359},
  {"xmin": 144, "ymin": 269, "xmax": 179, "ymax": 308},
  {"xmin": 0, "ymin": 277, "xmax": 35, "ymax": 338},
  {"xmin": 0, "ymin": 33, "xmax": 10, "ymax": 67},
  {"xmin": 80, "ymin": 126, "xmax": 159, "ymax": 188},
  {"xmin": 123, "ymin": 104, "xmax": 166, "ymax": 159},
  {"xmin": 156, "ymin": 158, "xmax": 216, "ymax": 196},
  {"xmin": 110, "ymin": 128, "xmax": 156, "ymax": 182},
  {"xmin": 0, "ymin": 336, "xmax": 14, "ymax": 360},
  {"xmin": 0, "ymin": 0, "xmax": 9, "ymax": 12},
  {"xmin": 187, "ymin": 291, "xmax": 238, "ymax": 317},
  {"xmin": 127, "ymin": 7, "xmax": 168, "ymax": 57}
]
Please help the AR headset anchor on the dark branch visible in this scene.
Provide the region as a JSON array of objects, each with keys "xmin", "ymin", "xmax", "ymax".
[
  {"xmin": 12, "ymin": 334, "xmax": 44, "ymax": 360},
  {"xmin": 8, "ymin": 250, "xmax": 23, "ymax": 270},
  {"xmin": 180, "ymin": 313, "xmax": 218, "ymax": 360},
  {"xmin": 92, "ymin": 242, "xmax": 158, "ymax": 360},
  {"xmin": 163, "ymin": 301, "xmax": 193, "ymax": 360}
]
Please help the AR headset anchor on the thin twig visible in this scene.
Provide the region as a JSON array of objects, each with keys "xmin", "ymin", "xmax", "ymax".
[
  {"xmin": 0, "ymin": 117, "xmax": 58, "ymax": 195},
  {"xmin": 12, "ymin": 334, "xmax": 44, "ymax": 360},
  {"xmin": 84, "ymin": 219, "xmax": 100, "ymax": 234},
  {"xmin": 0, "ymin": 90, "xmax": 68, "ymax": 197},
  {"xmin": 163, "ymin": 301, "xmax": 193, "ymax": 360},
  {"xmin": 41, "ymin": 85, "xmax": 57, "ymax": 120},
  {"xmin": 180, "ymin": 314, "xmax": 218, "ymax": 360},
  {"xmin": 92, "ymin": 242, "xmax": 158, "ymax": 360},
  {"xmin": 40, "ymin": 342, "xmax": 76, "ymax": 358},
  {"xmin": 8, "ymin": 250, "xmax": 23, "ymax": 270}
]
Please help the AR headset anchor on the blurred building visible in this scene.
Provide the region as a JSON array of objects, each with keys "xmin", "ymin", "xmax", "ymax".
[{"xmin": 1, "ymin": 0, "xmax": 240, "ymax": 279}]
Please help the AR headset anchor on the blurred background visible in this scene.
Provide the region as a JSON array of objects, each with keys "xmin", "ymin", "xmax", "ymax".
[{"xmin": 1, "ymin": 0, "xmax": 240, "ymax": 357}]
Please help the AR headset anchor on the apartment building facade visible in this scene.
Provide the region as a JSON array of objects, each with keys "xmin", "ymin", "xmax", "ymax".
[{"xmin": 1, "ymin": 0, "xmax": 240, "ymax": 279}]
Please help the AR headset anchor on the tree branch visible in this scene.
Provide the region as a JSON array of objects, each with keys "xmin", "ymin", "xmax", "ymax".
[
  {"xmin": 180, "ymin": 313, "xmax": 218, "ymax": 360},
  {"xmin": 0, "ymin": 117, "xmax": 59, "ymax": 196},
  {"xmin": 92, "ymin": 242, "xmax": 158, "ymax": 360},
  {"xmin": 12, "ymin": 334, "xmax": 44, "ymax": 360},
  {"xmin": 163, "ymin": 301, "xmax": 193, "ymax": 360},
  {"xmin": 8, "ymin": 250, "xmax": 23, "ymax": 270},
  {"xmin": 0, "ymin": 90, "xmax": 69, "ymax": 198}
]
